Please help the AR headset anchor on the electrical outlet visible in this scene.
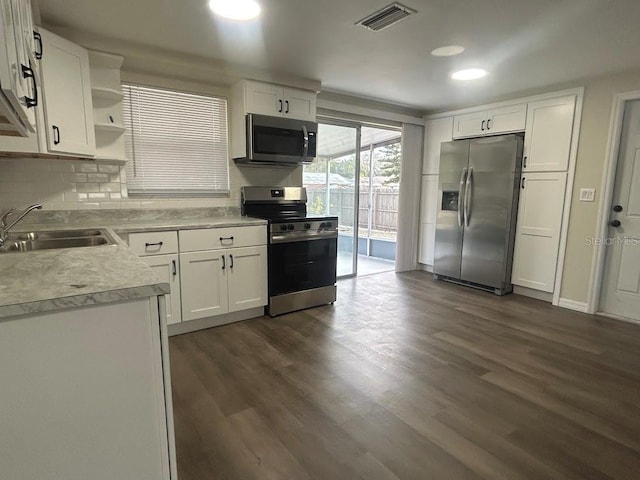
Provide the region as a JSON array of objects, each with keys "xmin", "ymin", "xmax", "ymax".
[{"xmin": 580, "ymin": 188, "xmax": 596, "ymax": 202}]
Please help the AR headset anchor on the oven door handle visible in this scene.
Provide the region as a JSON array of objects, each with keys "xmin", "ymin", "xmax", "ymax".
[{"xmin": 302, "ymin": 125, "xmax": 309, "ymax": 161}]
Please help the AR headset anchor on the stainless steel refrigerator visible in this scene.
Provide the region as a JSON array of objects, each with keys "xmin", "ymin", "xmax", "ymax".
[{"xmin": 434, "ymin": 134, "xmax": 523, "ymax": 295}]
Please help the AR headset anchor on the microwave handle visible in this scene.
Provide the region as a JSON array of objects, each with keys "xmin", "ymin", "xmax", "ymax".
[{"xmin": 302, "ymin": 125, "xmax": 309, "ymax": 160}]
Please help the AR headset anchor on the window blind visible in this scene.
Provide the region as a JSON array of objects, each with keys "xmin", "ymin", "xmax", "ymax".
[{"xmin": 122, "ymin": 84, "xmax": 230, "ymax": 196}]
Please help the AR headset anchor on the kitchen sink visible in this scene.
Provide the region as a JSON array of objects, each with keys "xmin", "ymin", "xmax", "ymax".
[
  {"xmin": 7, "ymin": 229, "xmax": 104, "ymax": 240},
  {"xmin": 0, "ymin": 229, "xmax": 117, "ymax": 253}
]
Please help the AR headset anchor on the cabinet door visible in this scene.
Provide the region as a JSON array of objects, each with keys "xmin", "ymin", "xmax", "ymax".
[
  {"xmin": 245, "ymin": 81, "xmax": 284, "ymax": 117},
  {"xmin": 142, "ymin": 254, "xmax": 182, "ymax": 325},
  {"xmin": 486, "ymin": 104, "xmax": 526, "ymax": 134},
  {"xmin": 227, "ymin": 245, "xmax": 267, "ymax": 313},
  {"xmin": 282, "ymin": 87, "xmax": 316, "ymax": 121},
  {"xmin": 39, "ymin": 28, "xmax": 95, "ymax": 156},
  {"xmin": 423, "ymin": 117, "xmax": 453, "ymax": 174},
  {"xmin": 418, "ymin": 222, "xmax": 436, "ymax": 266},
  {"xmin": 180, "ymin": 250, "xmax": 228, "ymax": 321},
  {"xmin": 523, "ymin": 95, "xmax": 575, "ymax": 172},
  {"xmin": 0, "ymin": 0, "xmax": 32, "ymax": 134},
  {"xmin": 0, "ymin": 300, "xmax": 171, "ymax": 480},
  {"xmin": 453, "ymin": 111, "xmax": 487, "ymax": 138},
  {"xmin": 512, "ymin": 172, "xmax": 567, "ymax": 292},
  {"xmin": 420, "ymin": 174, "xmax": 439, "ymax": 224}
]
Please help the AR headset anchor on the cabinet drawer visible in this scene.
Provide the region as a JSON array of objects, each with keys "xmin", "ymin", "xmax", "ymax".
[
  {"xmin": 128, "ymin": 231, "xmax": 178, "ymax": 256},
  {"xmin": 179, "ymin": 226, "xmax": 266, "ymax": 253}
]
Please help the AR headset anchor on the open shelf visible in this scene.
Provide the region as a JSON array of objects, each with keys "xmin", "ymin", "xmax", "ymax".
[
  {"xmin": 95, "ymin": 122, "xmax": 126, "ymax": 134},
  {"xmin": 92, "ymin": 87, "xmax": 124, "ymax": 102}
]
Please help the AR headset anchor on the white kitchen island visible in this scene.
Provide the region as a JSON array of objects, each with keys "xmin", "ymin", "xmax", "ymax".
[{"xmin": 0, "ymin": 236, "xmax": 177, "ymax": 480}]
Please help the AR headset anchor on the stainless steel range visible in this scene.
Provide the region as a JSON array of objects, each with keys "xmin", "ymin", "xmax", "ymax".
[{"xmin": 241, "ymin": 186, "xmax": 338, "ymax": 317}]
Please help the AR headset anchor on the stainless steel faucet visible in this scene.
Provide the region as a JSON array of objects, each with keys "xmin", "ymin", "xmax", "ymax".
[{"xmin": 0, "ymin": 203, "xmax": 43, "ymax": 246}]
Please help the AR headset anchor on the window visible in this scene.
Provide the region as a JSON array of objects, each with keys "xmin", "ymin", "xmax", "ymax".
[{"xmin": 122, "ymin": 84, "xmax": 230, "ymax": 196}]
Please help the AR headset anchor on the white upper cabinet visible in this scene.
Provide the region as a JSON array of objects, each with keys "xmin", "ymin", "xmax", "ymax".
[
  {"xmin": 39, "ymin": 27, "xmax": 95, "ymax": 156},
  {"xmin": 423, "ymin": 117, "xmax": 453, "ymax": 174},
  {"xmin": 0, "ymin": 0, "xmax": 37, "ymax": 136},
  {"xmin": 282, "ymin": 87, "xmax": 316, "ymax": 121},
  {"xmin": 241, "ymin": 80, "xmax": 316, "ymax": 122},
  {"xmin": 523, "ymin": 95, "xmax": 576, "ymax": 172},
  {"xmin": 453, "ymin": 103, "xmax": 527, "ymax": 138},
  {"xmin": 453, "ymin": 110, "xmax": 486, "ymax": 138}
]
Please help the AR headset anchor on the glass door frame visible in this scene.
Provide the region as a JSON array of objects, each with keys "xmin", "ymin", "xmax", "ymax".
[{"xmin": 316, "ymin": 116, "xmax": 362, "ymax": 279}]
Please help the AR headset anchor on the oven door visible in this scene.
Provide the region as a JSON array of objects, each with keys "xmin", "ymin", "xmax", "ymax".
[{"xmin": 269, "ymin": 237, "xmax": 337, "ymax": 296}]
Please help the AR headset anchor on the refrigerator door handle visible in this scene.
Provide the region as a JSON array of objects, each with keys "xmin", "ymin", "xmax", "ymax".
[
  {"xmin": 465, "ymin": 167, "xmax": 474, "ymax": 227},
  {"xmin": 458, "ymin": 167, "xmax": 468, "ymax": 227}
]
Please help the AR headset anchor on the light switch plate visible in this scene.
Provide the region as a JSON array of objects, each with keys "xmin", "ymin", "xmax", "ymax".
[{"xmin": 580, "ymin": 188, "xmax": 596, "ymax": 202}]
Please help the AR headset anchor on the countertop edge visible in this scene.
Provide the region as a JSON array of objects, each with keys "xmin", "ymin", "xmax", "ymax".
[{"xmin": 0, "ymin": 282, "xmax": 170, "ymax": 320}]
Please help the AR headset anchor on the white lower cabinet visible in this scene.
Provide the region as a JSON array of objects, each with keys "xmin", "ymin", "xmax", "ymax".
[
  {"xmin": 179, "ymin": 227, "xmax": 268, "ymax": 323},
  {"xmin": 142, "ymin": 254, "xmax": 181, "ymax": 325},
  {"xmin": 512, "ymin": 172, "xmax": 567, "ymax": 292},
  {"xmin": 180, "ymin": 250, "xmax": 228, "ymax": 321},
  {"xmin": 418, "ymin": 174, "xmax": 439, "ymax": 265},
  {"xmin": 0, "ymin": 298, "xmax": 175, "ymax": 480},
  {"xmin": 227, "ymin": 245, "xmax": 268, "ymax": 312},
  {"xmin": 180, "ymin": 246, "xmax": 267, "ymax": 321}
]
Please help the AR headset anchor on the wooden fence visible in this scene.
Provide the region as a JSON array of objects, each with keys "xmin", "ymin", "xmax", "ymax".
[{"xmin": 307, "ymin": 187, "xmax": 399, "ymax": 233}]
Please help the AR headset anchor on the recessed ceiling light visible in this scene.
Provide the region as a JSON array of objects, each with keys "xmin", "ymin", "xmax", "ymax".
[
  {"xmin": 451, "ymin": 68, "xmax": 488, "ymax": 81},
  {"xmin": 431, "ymin": 45, "xmax": 465, "ymax": 57},
  {"xmin": 208, "ymin": 0, "xmax": 261, "ymax": 20}
]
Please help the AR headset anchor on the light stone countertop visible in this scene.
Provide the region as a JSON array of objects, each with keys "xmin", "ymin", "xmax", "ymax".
[{"xmin": 0, "ymin": 214, "xmax": 268, "ymax": 319}]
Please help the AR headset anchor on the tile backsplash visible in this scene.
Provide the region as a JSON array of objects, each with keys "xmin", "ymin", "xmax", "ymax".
[{"xmin": 0, "ymin": 158, "xmax": 302, "ymax": 210}]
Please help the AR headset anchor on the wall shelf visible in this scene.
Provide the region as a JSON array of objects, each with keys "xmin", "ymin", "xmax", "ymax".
[
  {"xmin": 95, "ymin": 122, "xmax": 126, "ymax": 134},
  {"xmin": 92, "ymin": 87, "xmax": 124, "ymax": 102},
  {"xmin": 89, "ymin": 51, "xmax": 126, "ymax": 163}
]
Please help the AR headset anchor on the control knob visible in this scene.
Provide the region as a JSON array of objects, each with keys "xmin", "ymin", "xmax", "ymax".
[
  {"xmin": 280, "ymin": 224, "xmax": 287, "ymax": 232},
  {"xmin": 304, "ymin": 223, "xmax": 311, "ymax": 230},
  {"xmin": 287, "ymin": 224, "xmax": 294, "ymax": 231}
]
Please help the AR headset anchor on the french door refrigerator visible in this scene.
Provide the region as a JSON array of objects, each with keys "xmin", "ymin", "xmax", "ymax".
[{"xmin": 434, "ymin": 134, "xmax": 523, "ymax": 295}]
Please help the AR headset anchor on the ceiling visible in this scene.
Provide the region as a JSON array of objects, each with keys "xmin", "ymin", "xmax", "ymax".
[{"xmin": 38, "ymin": 0, "xmax": 640, "ymax": 112}]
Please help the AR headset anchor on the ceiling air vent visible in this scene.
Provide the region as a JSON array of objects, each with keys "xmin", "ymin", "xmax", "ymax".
[{"xmin": 356, "ymin": 3, "xmax": 417, "ymax": 32}]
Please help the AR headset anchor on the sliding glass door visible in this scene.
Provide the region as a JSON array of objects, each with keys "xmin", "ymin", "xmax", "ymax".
[
  {"xmin": 304, "ymin": 120, "xmax": 402, "ymax": 278},
  {"xmin": 304, "ymin": 122, "xmax": 360, "ymax": 277}
]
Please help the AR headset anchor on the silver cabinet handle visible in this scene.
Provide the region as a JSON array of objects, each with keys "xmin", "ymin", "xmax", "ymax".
[
  {"xmin": 302, "ymin": 125, "xmax": 309, "ymax": 160},
  {"xmin": 458, "ymin": 167, "xmax": 468, "ymax": 227},
  {"xmin": 465, "ymin": 167, "xmax": 473, "ymax": 227}
]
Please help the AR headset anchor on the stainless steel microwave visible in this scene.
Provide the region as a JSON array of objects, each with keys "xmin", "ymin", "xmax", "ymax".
[{"xmin": 234, "ymin": 114, "xmax": 318, "ymax": 166}]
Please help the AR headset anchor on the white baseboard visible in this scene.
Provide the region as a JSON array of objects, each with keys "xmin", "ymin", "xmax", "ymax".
[
  {"xmin": 167, "ymin": 307, "xmax": 265, "ymax": 336},
  {"xmin": 513, "ymin": 286, "xmax": 553, "ymax": 302},
  {"xmin": 596, "ymin": 311, "xmax": 640, "ymax": 325},
  {"xmin": 557, "ymin": 298, "xmax": 590, "ymax": 313},
  {"xmin": 418, "ymin": 263, "xmax": 433, "ymax": 272}
]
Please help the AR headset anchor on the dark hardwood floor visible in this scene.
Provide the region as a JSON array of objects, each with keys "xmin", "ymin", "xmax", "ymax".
[{"xmin": 169, "ymin": 271, "xmax": 640, "ymax": 480}]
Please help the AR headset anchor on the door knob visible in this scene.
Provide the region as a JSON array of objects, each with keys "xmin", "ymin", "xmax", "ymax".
[
  {"xmin": 613, "ymin": 205, "xmax": 623, "ymax": 212},
  {"xmin": 610, "ymin": 220, "xmax": 621, "ymax": 227}
]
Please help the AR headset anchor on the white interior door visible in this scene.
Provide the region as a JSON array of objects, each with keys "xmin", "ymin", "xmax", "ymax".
[{"xmin": 600, "ymin": 100, "xmax": 640, "ymax": 321}]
